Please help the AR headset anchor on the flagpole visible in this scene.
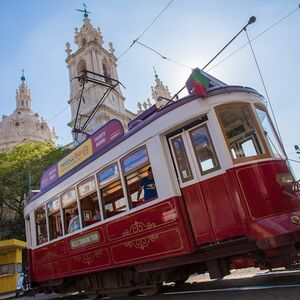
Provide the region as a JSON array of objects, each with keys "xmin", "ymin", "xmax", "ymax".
[{"xmin": 202, "ymin": 16, "xmax": 256, "ymax": 70}]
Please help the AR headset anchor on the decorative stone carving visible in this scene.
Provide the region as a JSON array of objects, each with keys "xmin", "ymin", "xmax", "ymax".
[
  {"xmin": 74, "ymin": 17, "xmax": 104, "ymax": 49},
  {"xmin": 65, "ymin": 42, "xmax": 72, "ymax": 56},
  {"xmin": 151, "ymin": 71, "xmax": 171, "ymax": 109},
  {"xmin": 108, "ymin": 42, "xmax": 115, "ymax": 56}
]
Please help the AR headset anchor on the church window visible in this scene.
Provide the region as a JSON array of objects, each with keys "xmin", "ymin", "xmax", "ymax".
[
  {"xmin": 15, "ymin": 122, "xmax": 19, "ymax": 127},
  {"xmin": 81, "ymin": 38, "xmax": 87, "ymax": 46},
  {"xmin": 21, "ymin": 100, "xmax": 24, "ymax": 106},
  {"xmin": 103, "ymin": 62, "xmax": 112, "ymax": 84},
  {"xmin": 77, "ymin": 59, "xmax": 87, "ymax": 76}
]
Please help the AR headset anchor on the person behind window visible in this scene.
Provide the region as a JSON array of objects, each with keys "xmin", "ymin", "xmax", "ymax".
[
  {"xmin": 92, "ymin": 208, "xmax": 101, "ymax": 221},
  {"xmin": 66, "ymin": 212, "xmax": 72, "ymax": 228},
  {"xmin": 137, "ymin": 167, "xmax": 158, "ymax": 201},
  {"xmin": 68, "ymin": 209, "xmax": 80, "ymax": 233}
]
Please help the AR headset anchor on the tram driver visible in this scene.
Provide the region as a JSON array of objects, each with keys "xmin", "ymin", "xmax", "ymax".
[{"xmin": 137, "ymin": 167, "xmax": 158, "ymax": 201}]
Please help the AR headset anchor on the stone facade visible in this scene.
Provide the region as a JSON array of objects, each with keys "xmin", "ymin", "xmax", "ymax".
[
  {"xmin": 0, "ymin": 74, "xmax": 56, "ymax": 152},
  {"xmin": 137, "ymin": 71, "xmax": 172, "ymax": 114}
]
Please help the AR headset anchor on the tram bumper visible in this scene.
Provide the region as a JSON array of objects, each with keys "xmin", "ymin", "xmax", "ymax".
[{"xmin": 249, "ymin": 212, "xmax": 300, "ymax": 269}]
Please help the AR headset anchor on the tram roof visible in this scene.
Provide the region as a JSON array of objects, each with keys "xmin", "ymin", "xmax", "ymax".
[{"xmin": 25, "ymin": 85, "xmax": 261, "ymax": 206}]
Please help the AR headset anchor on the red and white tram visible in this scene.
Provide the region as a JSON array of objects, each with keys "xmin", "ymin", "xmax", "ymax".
[{"xmin": 24, "ymin": 69, "xmax": 300, "ymax": 295}]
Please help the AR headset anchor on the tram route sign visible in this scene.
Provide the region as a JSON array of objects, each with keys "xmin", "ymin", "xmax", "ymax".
[{"xmin": 40, "ymin": 119, "xmax": 124, "ymax": 190}]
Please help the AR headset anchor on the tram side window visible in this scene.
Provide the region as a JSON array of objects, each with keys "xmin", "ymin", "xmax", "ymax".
[
  {"xmin": 97, "ymin": 163, "xmax": 126, "ymax": 219},
  {"xmin": 35, "ymin": 207, "xmax": 48, "ymax": 245},
  {"xmin": 61, "ymin": 188, "xmax": 80, "ymax": 234},
  {"xmin": 170, "ymin": 136, "xmax": 194, "ymax": 182},
  {"xmin": 78, "ymin": 177, "xmax": 101, "ymax": 227},
  {"xmin": 189, "ymin": 124, "xmax": 220, "ymax": 174},
  {"xmin": 216, "ymin": 103, "xmax": 267, "ymax": 162},
  {"xmin": 47, "ymin": 198, "xmax": 62, "ymax": 240},
  {"xmin": 255, "ymin": 107, "xmax": 284, "ymax": 157},
  {"xmin": 122, "ymin": 147, "xmax": 157, "ymax": 207}
]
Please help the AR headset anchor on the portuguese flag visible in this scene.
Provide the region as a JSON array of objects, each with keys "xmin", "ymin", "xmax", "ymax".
[{"xmin": 191, "ymin": 69, "xmax": 210, "ymax": 96}]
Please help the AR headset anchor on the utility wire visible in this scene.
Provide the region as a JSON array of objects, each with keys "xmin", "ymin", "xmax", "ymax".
[
  {"xmin": 245, "ymin": 27, "xmax": 285, "ymax": 151},
  {"xmin": 136, "ymin": 41, "xmax": 192, "ymax": 70},
  {"xmin": 207, "ymin": 5, "xmax": 300, "ymax": 72},
  {"xmin": 12, "ymin": 4, "xmax": 299, "ymax": 149},
  {"xmin": 288, "ymin": 158, "xmax": 300, "ymax": 164},
  {"xmin": 133, "ymin": 5, "xmax": 299, "ymax": 82},
  {"xmin": 117, "ymin": 0, "xmax": 175, "ymax": 61}
]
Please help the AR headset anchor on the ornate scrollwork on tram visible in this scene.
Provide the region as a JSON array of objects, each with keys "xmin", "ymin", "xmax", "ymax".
[
  {"xmin": 122, "ymin": 221, "xmax": 156, "ymax": 237},
  {"xmin": 73, "ymin": 249, "xmax": 103, "ymax": 266},
  {"xmin": 125, "ymin": 234, "xmax": 159, "ymax": 250}
]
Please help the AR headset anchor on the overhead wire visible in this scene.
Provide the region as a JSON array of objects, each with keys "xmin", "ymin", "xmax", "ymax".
[
  {"xmin": 13, "ymin": 1, "xmax": 176, "ymax": 147},
  {"xmin": 207, "ymin": 5, "xmax": 300, "ymax": 72},
  {"xmin": 12, "ymin": 4, "xmax": 299, "ymax": 149},
  {"xmin": 136, "ymin": 5, "xmax": 299, "ymax": 103},
  {"xmin": 117, "ymin": 0, "xmax": 175, "ymax": 61},
  {"xmin": 135, "ymin": 41, "xmax": 192, "ymax": 70},
  {"xmin": 244, "ymin": 28, "xmax": 283, "ymax": 143}
]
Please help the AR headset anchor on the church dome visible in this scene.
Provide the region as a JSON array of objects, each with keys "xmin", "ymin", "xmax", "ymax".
[{"xmin": 0, "ymin": 73, "xmax": 56, "ymax": 152}]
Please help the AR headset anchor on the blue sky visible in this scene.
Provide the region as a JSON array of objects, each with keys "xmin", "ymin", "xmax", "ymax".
[{"xmin": 0, "ymin": 0, "xmax": 299, "ymax": 178}]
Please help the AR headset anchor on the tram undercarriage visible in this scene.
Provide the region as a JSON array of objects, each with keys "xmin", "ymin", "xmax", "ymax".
[{"xmin": 31, "ymin": 235, "xmax": 300, "ymax": 297}]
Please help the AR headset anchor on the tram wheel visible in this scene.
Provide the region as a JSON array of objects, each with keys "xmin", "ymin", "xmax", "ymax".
[{"xmin": 139, "ymin": 283, "xmax": 162, "ymax": 296}]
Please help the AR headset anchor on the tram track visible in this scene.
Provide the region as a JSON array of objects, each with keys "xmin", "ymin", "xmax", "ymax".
[
  {"xmin": 17, "ymin": 269, "xmax": 300, "ymax": 299},
  {"xmin": 161, "ymin": 269, "xmax": 300, "ymax": 295}
]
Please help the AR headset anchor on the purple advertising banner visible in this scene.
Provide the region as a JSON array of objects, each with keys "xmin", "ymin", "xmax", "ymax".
[
  {"xmin": 40, "ymin": 119, "xmax": 124, "ymax": 191},
  {"xmin": 40, "ymin": 164, "xmax": 59, "ymax": 191},
  {"xmin": 91, "ymin": 119, "xmax": 124, "ymax": 152}
]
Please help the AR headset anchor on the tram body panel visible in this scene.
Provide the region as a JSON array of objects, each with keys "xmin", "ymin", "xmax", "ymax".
[
  {"xmin": 231, "ymin": 160, "xmax": 300, "ymax": 245},
  {"xmin": 29, "ymin": 197, "xmax": 195, "ymax": 282}
]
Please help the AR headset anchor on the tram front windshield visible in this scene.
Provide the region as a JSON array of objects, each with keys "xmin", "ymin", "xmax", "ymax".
[{"xmin": 216, "ymin": 103, "xmax": 267, "ymax": 162}]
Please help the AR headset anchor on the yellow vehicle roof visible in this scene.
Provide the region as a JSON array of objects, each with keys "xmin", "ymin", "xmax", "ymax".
[{"xmin": 0, "ymin": 239, "xmax": 27, "ymax": 250}]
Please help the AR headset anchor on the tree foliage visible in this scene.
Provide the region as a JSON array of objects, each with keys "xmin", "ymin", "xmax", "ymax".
[{"xmin": 0, "ymin": 142, "xmax": 70, "ymax": 240}]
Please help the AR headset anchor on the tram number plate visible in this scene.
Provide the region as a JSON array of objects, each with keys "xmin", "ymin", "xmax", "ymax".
[{"xmin": 70, "ymin": 231, "xmax": 100, "ymax": 249}]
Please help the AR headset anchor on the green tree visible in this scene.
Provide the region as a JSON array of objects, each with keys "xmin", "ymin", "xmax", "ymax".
[{"xmin": 0, "ymin": 142, "xmax": 70, "ymax": 240}]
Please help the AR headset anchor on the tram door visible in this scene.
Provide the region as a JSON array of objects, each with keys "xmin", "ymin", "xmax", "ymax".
[{"xmin": 168, "ymin": 121, "xmax": 238, "ymax": 245}]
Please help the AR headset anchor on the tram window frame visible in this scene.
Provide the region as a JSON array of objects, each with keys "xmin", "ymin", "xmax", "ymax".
[
  {"xmin": 78, "ymin": 176, "xmax": 101, "ymax": 227},
  {"xmin": 170, "ymin": 134, "xmax": 194, "ymax": 183},
  {"xmin": 188, "ymin": 124, "xmax": 220, "ymax": 175},
  {"xmin": 97, "ymin": 163, "xmax": 127, "ymax": 219},
  {"xmin": 215, "ymin": 102, "xmax": 270, "ymax": 163},
  {"xmin": 121, "ymin": 146, "xmax": 157, "ymax": 207},
  {"xmin": 46, "ymin": 197, "xmax": 62, "ymax": 240},
  {"xmin": 34, "ymin": 206, "xmax": 48, "ymax": 245},
  {"xmin": 61, "ymin": 188, "xmax": 80, "ymax": 234},
  {"xmin": 254, "ymin": 104, "xmax": 284, "ymax": 158}
]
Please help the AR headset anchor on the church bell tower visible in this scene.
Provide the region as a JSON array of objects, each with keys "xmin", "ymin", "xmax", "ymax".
[{"xmin": 65, "ymin": 8, "xmax": 135, "ymax": 145}]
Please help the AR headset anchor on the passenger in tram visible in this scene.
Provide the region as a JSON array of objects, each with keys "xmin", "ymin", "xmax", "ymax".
[
  {"xmin": 68, "ymin": 209, "xmax": 80, "ymax": 233},
  {"xmin": 137, "ymin": 167, "xmax": 158, "ymax": 201},
  {"xmin": 66, "ymin": 212, "xmax": 72, "ymax": 228},
  {"xmin": 92, "ymin": 208, "xmax": 101, "ymax": 221}
]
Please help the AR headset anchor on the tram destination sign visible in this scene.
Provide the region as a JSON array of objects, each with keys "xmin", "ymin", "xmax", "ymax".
[{"xmin": 40, "ymin": 119, "xmax": 124, "ymax": 190}]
